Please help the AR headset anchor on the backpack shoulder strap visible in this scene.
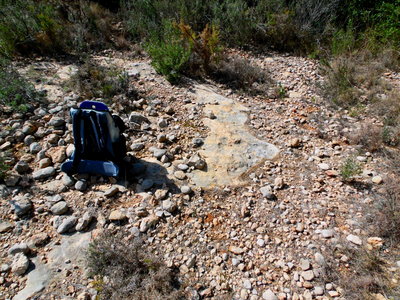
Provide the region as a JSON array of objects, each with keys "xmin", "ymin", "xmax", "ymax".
[{"xmin": 71, "ymin": 108, "xmax": 83, "ymax": 174}]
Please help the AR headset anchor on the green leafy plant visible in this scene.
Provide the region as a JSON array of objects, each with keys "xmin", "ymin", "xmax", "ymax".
[
  {"xmin": 276, "ymin": 83, "xmax": 288, "ymax": 99},
  {"xmin": 340, "ymin": 157, "xmax": 362, "ymax": 181},
  {"xmin": 175, "ymin": 21, "xmax": 222, "ymax": 73},
  {"xmin": 0, "ymin": 0, "xmax": 62, "ymax": 57},
  {"xmin": 146, "ymin": 21, "xmax": 191, "ymax": 83},
  {"xmin": 321, "ymin": 55, "xmax": 362, "ymax": 108},
  {"xmin": 0, "ymin": 59, "xmax": 43, "ymax": 112}
]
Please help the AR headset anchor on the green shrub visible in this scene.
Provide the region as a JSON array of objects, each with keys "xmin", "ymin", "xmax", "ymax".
[
  {"xmin": 121, "ymin": 0, "xmax": 176, "ymax": 41},
  {"xmin": 145, "ymin": 22, "xmax": 191, "ymax": 83},
  {"xmin": 0, "ymin": 59, "xmax": 43, "ymax": 112},
  {"xmin": 61, "ymin": 1, "xmax": 120, "ymax": 54},
  {"xmin": 68, "ymin": 59, "xmax": 129, "ymax": 99},
  {"xmin": 0, "ymin": 0, "xmax": 62, "ymax": 57},
  {"xmin": 211, "ymin": 0, "xmax": 254, "ymax": 46},
  {"xmin": 322, "ymin": 55, "xmax": 360, "ymax": 107},
  {"xmin": 176, "ymin": 21, "xmax": 222, "ymax": 73},
  {"xmin": 331, "ymin": 29, "xmax": 356, "ymax": 55},
  {"xmin": 87, "ymin": 232, "xmax": 185, "ymax": 300},
  {"xmin": 340, "ymin": 157, "xmax": 362, "ymax": 181},
  {"xmin": 275, "ymin": 83, "xmax": 288, "ymax": 99},
  {"xmin": 373, "ymin": 1, "xmax": 400, "ymax": 47},
  {"xmin": 0, "ymin": 0, "xmax": 125, "ymax": 57}
]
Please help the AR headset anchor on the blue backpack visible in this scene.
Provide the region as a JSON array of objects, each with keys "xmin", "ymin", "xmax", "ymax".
[{"xmin": 61, "ymin": 100, "xmax": 127, "ymax": 177}]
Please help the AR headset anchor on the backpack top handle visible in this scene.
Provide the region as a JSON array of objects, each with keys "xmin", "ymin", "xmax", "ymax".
[{"xmin": 79, "ymin": 100, "xmax": 109, "ymax": 112}]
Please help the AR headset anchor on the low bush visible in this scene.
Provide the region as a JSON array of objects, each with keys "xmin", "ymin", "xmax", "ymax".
[
  {"xmin": 321, "ymin": 55, "xmax": 361, "ymax": 108},
  {"xmin": 86, "ymin": 232, "xmax": 185, "ymax": 300},
  {"xmin": 145, "ymin": 22, "xmax": 192, "ymax": 83},
  {"xmin": 0, "ymin": 0, "xmax": 126, "ymax": 57},
  {"xmin": 0, "ymin": 59, "xmax": 43, "ymax": 112},
  {"xmin": 336, "ymin": 248, "xmax": 390, "ymax": 299},
  {"xmin": 211, "ymin": 0, "xmax": 255, "ymax": 47},
  {"xmin": 349, "ymin": 122, "xmax": 383, "ymax": 152},
  {"xmin": 321, "ymin": 48, "xmax": 395, "ymax": 108},
  {"xmin": 68, "ymin": 59, "xmax": 129, "ymax": 99},
  {"xmin": 373, "ymin": 178, "xmax": 400, "ymax": 246},
  {"xmin": 210, "ymin": 55, "xmax": 272, "ymax": 95},
  {"xmin": 340, "ymin": 157, "xmax": 362, "ymax": 182},
  {"xmin": 176, "ymin": 21, "xmax": 222, "ymax": 74},
  {"xmin": 59, "ymin": 1, "xmax": 124, "ymax": 54},
  {"xmin": 0, "ymin": 0, "xmax": 62, "ymax": 57}
]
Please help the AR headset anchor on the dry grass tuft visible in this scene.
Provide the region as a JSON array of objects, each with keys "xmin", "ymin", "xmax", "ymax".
[
  {"xmin": 68, "ymin": 59, "xmax": 130, "ymax": 100},
  {"xmin": 210, "ymin": 55, "xmax": 272, "ymax": 95},
  {"xmin": 86, "ymin": 232, "xmax": 185, "ymax": 300},
  {"xmin": 349, "ymin": 122, "xmax": 383, "ymax": 152},
  {"xmin": 321, "ymin": 49, "xmax": 396, "ymax": 109},
  {"xmin": 373, "ymin": 178, "xmax": 400, "ymax": 245},
  {"xmin": 323, "ymin": 244, "xmax": 391, "ymax": 300}
]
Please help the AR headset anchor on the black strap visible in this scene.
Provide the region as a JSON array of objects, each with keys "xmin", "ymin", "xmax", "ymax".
[{"xmin": 70, "ymin": 109, "xmax": 82, "ymax": 174}]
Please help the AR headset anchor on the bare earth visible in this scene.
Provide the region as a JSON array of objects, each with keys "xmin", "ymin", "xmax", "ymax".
[{"xmin": 1, "ymin": 50, "xmax": 399, "ymax": 300}]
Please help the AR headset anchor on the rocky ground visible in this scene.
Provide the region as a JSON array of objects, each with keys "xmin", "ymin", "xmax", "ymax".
[{"xmin": 0, "ymin": 50, "xmax": 399, "ymax": 300}]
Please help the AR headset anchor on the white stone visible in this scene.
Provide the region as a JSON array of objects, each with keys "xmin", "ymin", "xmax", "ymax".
[
  {"xmin": 11, "ymin": 253, "xmax": 29, "ymax": 276},
  {"xmin": 318, "ymin": 163, "xmax": 330, "ymax": 170},
  {"xmin": 262, "ymin": 289, "xmax": 278, "ymax": 300},
  {"xmin": 346, "ymin": 234, "xmax": 362, "ymax": 245}
]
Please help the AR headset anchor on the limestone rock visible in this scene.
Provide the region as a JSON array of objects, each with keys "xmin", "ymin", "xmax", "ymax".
[
  {"xmin": 10, "ymin": 197, "xmax": 32, "ymax": 217},
  {"xmin": 228, "ymin": 246, "xmax": 245, "ymax": 255},
  {"xmin": 262, "ymin": 289, "xmax": 278, "ymax": 300},
  {"xmin": 301, "ymin": 270, "xmax": 315, "ymax": 281},
  {"xmin": 32, "ymin": 167, "xmax": 56, "ymax": 180},
  {"xmin": 152, "ymin": 148, "xmax": 167, "ymax": 159},
  {"xmin": 372, "ymin": 176, "xmax": 383, "ymax": 184},
  {"xmin": 188, "ymin": 153, "xmax": 206, "ymax": 170},
  {"xmin": 174, "ymin": 171, "xmax": 187, "ymax": 180},
  {"xmin": 30, "ymin": 233, "xmax": 50, "ymax": 247},
  {"xmin": 347, "ymin": 234, "xmax": 362, "ymax": 245},
  {"xmin": 76, "ymin": 212, "xmax": 94, "ymax": 232},
  {"xmin": 260, "ymin": 185, "xmax": 275, "ymax": 200},
  {"xmin": 129, "ymin": 113, "xmax": 149, "ymax": 125},
  {"xmin": 139, "ymin": 215, "xmax": 159, "ymax": 232},
  {"xmin": 109, "ymin": 210, "xmax": 127, "ymax": 222},
  {"xmin": 57, "ymin": 216, "xmax": 77, "ymax": 234},
  {"xmin": 8, "ymin": 243, "xmax": 29, "ymax": 256},
  {"xmin": 154, "ymin": 189, "xmax": 168, "ymax": 200},
  {"xmin": 162, "ymin": 200, "xmax": 177, "ymax": 213},
  {"xmin": 0, "ymin": 220, "xmax": 14, "ymax": 233},
  {"xmin": 50, "ymin": 201, "xmax": 69, "ymax": 215},
  {"xmin": 11, "ymin": 253, "xmax": 30, "ymax": 276},
  {"xmin": 300, "ymin": 259, "xmax": 311, "ymax": 271},
  {"xmin": 48, "ymin": 117, "xmax": 65, "ymax": 127},
  {"xmin": 14, "ymin": 161, "xmax": 30, "ymax": 174},
  {"xmin": 181, "ymin": 186, "xmax": 192, "ymax": 194},
  {"xmin": 131, "ymin": 143, "xmax": 145, "ymax": 151},
  {"xmin": 47, "ymin": 146, "xmax": 66, "ymax": 163},
  {"xmin": 75, "ymin": 180, "xmax": 87, "ymax": 191},
  {"xmin": 104, "ymin": 186, "xmax": 120, "ymax": 198},
  {"xmin": 288, "ymin": 138, "xmax": 301, "ymax": 148}
]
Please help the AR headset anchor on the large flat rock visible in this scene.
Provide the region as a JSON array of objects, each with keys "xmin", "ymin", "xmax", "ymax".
[
  {"xmin": 188, "ymin": 85, "xmax": 279, "ymax": 187},
  {"xmin": 14, "ymin": 232, "xmax": 91, "ymax": 300}
]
